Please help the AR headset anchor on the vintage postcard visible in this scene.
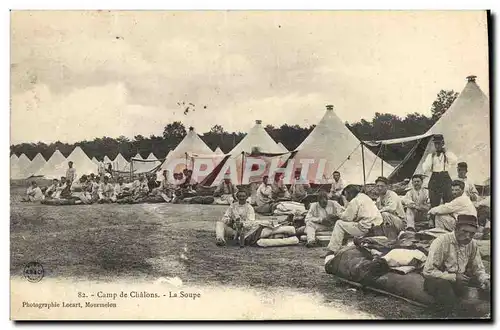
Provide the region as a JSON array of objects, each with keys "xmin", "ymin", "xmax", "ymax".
[{"xmin": 10, "ymin": 10, "xmax": 491, "ymax": 320}]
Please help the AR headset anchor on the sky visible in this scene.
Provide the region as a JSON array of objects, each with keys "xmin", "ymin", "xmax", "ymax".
[{"xmin": 10, "ymin": 10, "xmax": 489, "ymax": 144}]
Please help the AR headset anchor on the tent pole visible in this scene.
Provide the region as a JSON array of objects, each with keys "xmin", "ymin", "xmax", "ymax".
[
  {"xmin": 361, "ymin": 143, "xmax": 366, "ymax": 185},
  {"xmin": 240, "ymin": 152, "xmax": 245, "ymax": 185},
  {"xmin": 380, "ymin": 144, "xmax": 384, "ymax": 177}
]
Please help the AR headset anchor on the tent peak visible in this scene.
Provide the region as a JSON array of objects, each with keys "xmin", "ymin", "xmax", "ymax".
[
  {"xmin": 189, "ymin": 126, "xmax": 194, "ymax": 131},
  {"xmin": 326, "ymin": 105, "xmax": 334, "ymax": 111},
  {"xmin": 467, "ymin": 75, "xmax": 477, "ymax": 82},
  {"xmin": 255, "ymin": 120, "xmax": 262, "ymax": 124}
]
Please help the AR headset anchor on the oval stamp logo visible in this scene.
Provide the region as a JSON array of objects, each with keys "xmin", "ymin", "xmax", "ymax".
[{"xmin": 23, "ymin": 262, "xmax": 44, "ymax": 283}]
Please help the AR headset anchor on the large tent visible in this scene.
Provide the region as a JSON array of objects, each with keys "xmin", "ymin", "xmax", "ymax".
[
  {"xmin": 24, "ymin": 153, "xmax": 47, "ymax": 177},
  {"xmin": 200, "ymin": 120, "xmax": 294, "ymax": 186},
  {"xmin": 230, "ymin": 120, "xmax": 285, "ymax": 155},
  {"xmin": 11, "ymin": 153, "xmax": 32, "ymax": 179},
  {"xmin": 10, "ymin": 155, "xmax": 24, "ymax": 180},
  {"xmin": 35, "ymin": 147, "xmax": 97, "ymax": 180},
  {"xmin": 34, "ymin": 149, "xmax": 67, "ymax": 178},
  {"xmin": 291, "ymin": 105, "xmax": 394, "ymax": 184},
  {"xmin": 17, "ymin": 154, "xmax": 31, "ymax": 172},
  {"xmin": 161, "ymin": 127, "xmax": 214, "ymax": 173},
  {"xmin": 113, "ymin": 153, "xmax": 130, "ymax": 172},
  {"xmin": 138, "ymin": 152, "xmax": 161, "ymax": 173},
  {"xmin": 367, "ymin": 76, "xmax": 490, "ymax": 185},
  {"xmin": 10, "ymin": 154, "xmax": 19, "ymax": 179}
]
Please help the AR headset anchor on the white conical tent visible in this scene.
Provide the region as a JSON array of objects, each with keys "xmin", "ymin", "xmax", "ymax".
[
  {"xmin": 24, "ymin": 153, "xmax": 47, "ymax": 177},
  {"xmin": 230, "ymin": 120, "xmax": 285, "ymax": 155},
  {"xmin": 162, "ymin": 127, "xmax": 214, "ymax": 172},
  {"xmin": 34, "ymin": 150, "xmax": 67, "ymax": 178},
  {"xmin": 10, "ymin": 154, "xmax": 18, "ymax": 164},
  {"xmin": 113, "ymin": 153, "xmax": 130, "ymax": 172},
  {"xmin": 414, "ymin": 76, "xmax": 489, "ymax": 185},
  {"xmin": 36, "ymin": 147, "xmax": 97, "ymax": 180},
  {"xmin": 10, "ymin": 155, "xmax": 24, "ymax": 180},
  {"xmin": 17, "ymin": 154, "xmax": 31, "ymax": 171},
  {"xmin": 214, "ymin": 147, "xmax": 224, "ymax": 155},
  {"xmin": 137, "ymin": 152, "xmax": 161, "ymax": 172},
  {"xmin": 10, "ymin": 154, "xmax": 19, "ymax": 177},
  {"xmin": 293, "ymin": 106, "xmax": 394, "ymax": 184},
  {"xmin": 91, "ymin": 157, "xmax": 99, "ymax": 165},
  {"xmin": 103, "ymin": 155, "xmax": 112, "ymax": 164},
  {"xmin": 202, "ymin": 121, "xmax": 291, "ymax": 186}
]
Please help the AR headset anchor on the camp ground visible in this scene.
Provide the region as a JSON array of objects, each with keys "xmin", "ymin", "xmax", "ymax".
[
  {"xmin": 10, "ymin": 75, "xmax": 492, "ymax": 319},
  {"xmin": 10, "ymin": 11, "xmax": 491, "ymax": 321}
]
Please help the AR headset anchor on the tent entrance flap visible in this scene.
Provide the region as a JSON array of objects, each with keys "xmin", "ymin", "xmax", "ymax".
[{"xmin": 387, "ymin": 135, "xmax": 433, "ymax": 183}]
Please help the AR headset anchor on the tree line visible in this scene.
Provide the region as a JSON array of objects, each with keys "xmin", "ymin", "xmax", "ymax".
[{"xmin": 10, "ymin": 90, "xmax": 458, "ymax": 163}]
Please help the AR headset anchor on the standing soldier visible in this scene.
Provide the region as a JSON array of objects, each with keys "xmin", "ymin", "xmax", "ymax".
[{"xmin": 422, "ymin": 134, "xmax": 457, "ymax": 212}]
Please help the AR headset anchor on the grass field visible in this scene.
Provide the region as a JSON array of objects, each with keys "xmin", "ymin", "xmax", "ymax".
[{"xmin": 10, "ymin": 185, "xmax": 436, "ymax": 319}]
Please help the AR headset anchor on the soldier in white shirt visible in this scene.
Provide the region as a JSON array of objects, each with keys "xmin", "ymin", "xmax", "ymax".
[
  {"xmin": 328, "ymin": 171, "xmax": 344, "ymax": 203},
  {"xmin": 215, "ymin": 190, "xmax": 256, "ymax": 246},
  {"xmin": 402, "ymin": 174, "xmax": 430, "ymax": 231},
  {"xmin": 304, "ymin": 191, "xmax": 345, "ymax": 247},
  {"xmin": 455, "ymin": 162, "xmax": 479, "ymax": 202},
  {"xmin": 256, "ymin": 175, "xmax": 273, "ymax": 206},
  {"xmin": 24, "ymin": 181, "xmax": 45, "ymax": 202},
  {"xmin": 422, "ymin": 134, "xmax": 457, "ymax": 208},
  {"xmin": 323, "ymin": 185, "xmax": 383, "ymax": 258},
  {"xmin": 65, "ymin": 161, "xmax": 77, "ymax": 184},
  {"xmin": 375, "ymin": 176, "xmax": 406, "ymax": 240},
  {"xmin": 428, "ymin": 180, "xmax": 477, "ymax": 232}
]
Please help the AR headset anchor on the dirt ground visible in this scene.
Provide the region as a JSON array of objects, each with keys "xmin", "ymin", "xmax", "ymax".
[{"xmin": 10, "ymin": 186, "xmax": 437, "ymax": 319}]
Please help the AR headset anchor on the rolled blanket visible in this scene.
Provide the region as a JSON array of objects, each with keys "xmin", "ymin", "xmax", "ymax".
[
  {"xmin": 41, "ymin": 198, "xmax": 81, "ymax": 206},
  {"xmin": 256, "ymin": 236, "xmax": 299, "ymax": 247},
  {"xmin": 273, "ymin": 201, "xmax": 306, "ymax": 215}
]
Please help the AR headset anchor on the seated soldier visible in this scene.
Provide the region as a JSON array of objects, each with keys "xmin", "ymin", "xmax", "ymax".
[
  {"xmin": 44, "ymin": 178, "xmax": 59, "ymax": 198},
  {"xmin": 180, "ymin": 169, "xmax": 197, "ymax": 190},
  {"xmin": 255, "ymin": 175, "xmax": 274, "ymax": 213},
  {"xmin": 90, "ymin": 176, "xmax": 101, "ymax": 202},
  {"xmin": 114, "ymin": 176, "xmax": 131, "ymax": 201},
  {"xmin": 147, "ymin": 173, "xmax": 159, "ymax": 192},
  {"xmin": 98, "ymin": 175, "xmax": 115, "ymax": 203},
  {"xmin": 24, "ymin": 181, "xmax": 44, "ymax": 202},
  {"xmin": 304, "ymin": 191, "xmax": 345, "ymax": 248},
  {"xmin": 152, "ymin": 170, "xmax": 174, "ymax": 202},
  {"xmin": 174, "ymin": 172, "xmax": 184, "ymax": 186},
  {"xmin": 375, "ymin": 176, "xmax": 406, "ymax": 239},
  {"xmin": 323, "ymin": 184, "xmax": 383, "ymax": 258},
  {"xmin": 402, "ymin": 174, "xmax": 430, "ymax": 231},
  {"xmin": 328, "ymin": 171, "xmax": 344, "ymax": 203},
  {"xmin": 215, "ymin": 190, "xmax": 256, "ymax": 246},
  {"xmin": 428, "ymin": 180, "xmax": 477, "ymax": 232},
  {"xmin": 54, "ymin": 177, "xmax": 71, "ymax": 199},
  {"xmin": 174, "ymin": 170, "xmax": 198, "ymax": 201},
  {"xmin": 70, "ymin": 175, "xmax": 93, "ymax": 204},
  {"xmin": 271, "ymin": 172, "xmax": 290, "ymax": 200},
  {"xmin": 455, "ymin": 162, "xmax": 479, "ymax": 202},
  {"xmin": 290, "ymin": 170, "xmax": 310, "ymax": 202},
  {"xmin": 213, "ymin": 175, "xmax": 238, "ymax": 205},
  {"xmin": 423, "ymin": 214, "xmax": 490, "ymax": 316}
]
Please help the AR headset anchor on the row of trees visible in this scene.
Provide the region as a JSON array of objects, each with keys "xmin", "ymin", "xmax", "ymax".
[{"xmin": 11, "ymin": 90, "xmax": 458, "ymax": 162}]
